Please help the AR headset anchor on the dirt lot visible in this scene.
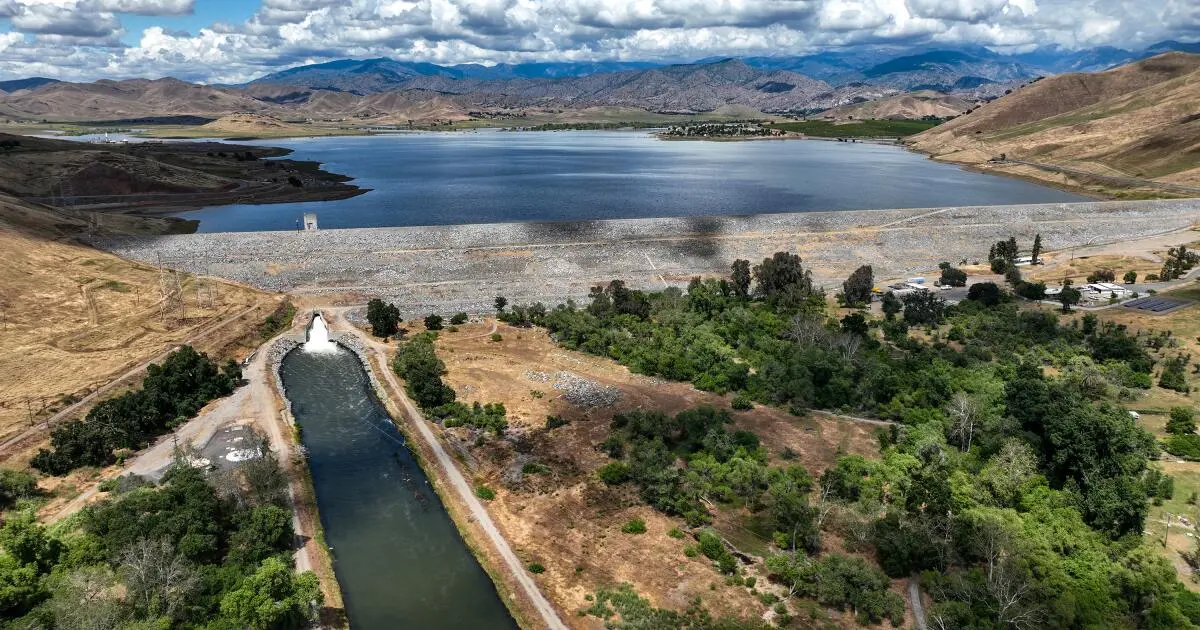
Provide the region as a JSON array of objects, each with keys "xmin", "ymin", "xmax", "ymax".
[{"xmin": 429, "ymin": 320, "xmax": 882, "ymax": 625}]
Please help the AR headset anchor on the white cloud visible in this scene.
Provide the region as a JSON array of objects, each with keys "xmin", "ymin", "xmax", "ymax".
[{"xmin": 0, "ymin": 0, "xmax": 1195, "ymax": 82}]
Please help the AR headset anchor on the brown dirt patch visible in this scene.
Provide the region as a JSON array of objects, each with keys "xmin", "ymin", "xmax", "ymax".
[{"xmin": 431, "ymin": 320, "xmax": 883, "ymax": 625}]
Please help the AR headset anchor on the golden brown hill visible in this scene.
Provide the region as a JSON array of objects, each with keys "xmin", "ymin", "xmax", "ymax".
[
  {"xmin": 818, "ymin": 90, "xmax": 972, "ymax": 120},
  {"xmin": 908, "ymin": 52, "xmax": 1200, "ymax": 194},
  {"xmin": 199, "ymin": 113, "xmax": 308, "ymax": 135},
  {"xmin": 0, "ymin": 78, "xmax": 271, "ymax": 121},
  {"xmin": 0, "ymin": 195, "xmax": 279, "ymax": 460}
]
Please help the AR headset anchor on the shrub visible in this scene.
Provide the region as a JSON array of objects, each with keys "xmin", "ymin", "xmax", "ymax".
[
  {"xmin": 1166, "ymin": 434, "xmax": 1200, "ymax": 459},
  {"xmin": 668, "ymin": 527, "xmax": 685, "ymax": 539},
  {"xmin": 528, "ymin": 563, "xmax": 545, "ymax": 574},
  {"xmin": 490, "ymin": 332, "xmax": 503, "ymax": 342},
  {"xmin": 522, "ymin": 462, "xmax": 550, "ymax": 475},
  {"xmin": 597, "ymin": 462, "xmax": 631, "ymax": 484},
  {"xmin": 1166, "ymin": 407, "xmax": 1197, "ymax": 436},
  {"xmin": 475, "ymin": 486, "xmax": 496, "ymax": 500},
  {"xmin": 450, "ymin": 312, "xmax": 468, "ymax": 325},
  {"xmin": 731, "ymin": 393, "xmax": 754, "ymax": 410},
  {"xmin": 545, "ymin": 415, "xmax": 569, "ymax": 429},
  {"xmin": 621, "ymin": 518, "xmax": 647, "ymax": 534},
  {"xmin": 424, "ymin": 314, "xmax": 444, "ymax": 330}
]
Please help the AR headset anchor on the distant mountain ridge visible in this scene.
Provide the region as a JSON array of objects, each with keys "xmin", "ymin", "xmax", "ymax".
[{"xmin": 0, "ymin": 42, "xmax": 1196, "ymax": 123}]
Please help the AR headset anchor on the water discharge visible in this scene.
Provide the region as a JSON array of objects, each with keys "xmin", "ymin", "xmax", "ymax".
[
  {"xmin": 280, "ymin": 345, "xmax": 515, "ymax": 629},
  {"xmin": 303, "ymin": 313, "xmax": 337, "ymax": 353}
]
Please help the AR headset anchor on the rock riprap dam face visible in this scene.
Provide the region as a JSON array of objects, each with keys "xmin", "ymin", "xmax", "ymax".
[{"xmin": 99, "ymin": 200, "xmax": 1200, "ymax": 314}]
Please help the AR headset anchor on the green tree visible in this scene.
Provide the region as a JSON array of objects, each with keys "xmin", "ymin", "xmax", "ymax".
[
  {"xmin": 731, "ymin": 259, "xmax": 751, "ymax": 298},
  {"xmin": 494, "ymin": 296, "xmax": 507, "ymax": 312},
  {"xmin": 939, "ymin": 263, "xmax": 968, "ymax": 288},
  {"xmin": 1058, "ymin": 282, "xmax": 1082, "ymax": 313},
  {"xmin": 841, "ymin": 265, "xmax": 874, "ymax": 306},
  {"xmin": 219, "ymin": 557, "xmax": 321, "ymax": 630},
  {"xmin": 366, "ymin": 298, "xmax": 401, "ymax": 338},
  {"xmin": 423, "ymin": 314, "xmax": 444, "ymax": 331},
  {"xmin": 1167, "ymin": 407, "xmax": 1197, "ymax": 436},
  {"xmin": 0, "ymin": 469, "xmax": 37, "ymax": 509},
  {"xmin": 966, "ymin": 282, "xmax": 1001, "ymax": 306},
  {"xmin": 1031, "ymin": 233, "xmax": 1043, "ymax": 264},
  {"xmin": 880, "ymin": 291, "xmax": 902, "ymax": 320},
  {"xmin": 1124, "ymin": 270, "xmax": 1138, "ymax": 284},
  {"xmin": 901, "ymin": 291, "xmax": 947, "ymax": 326}
]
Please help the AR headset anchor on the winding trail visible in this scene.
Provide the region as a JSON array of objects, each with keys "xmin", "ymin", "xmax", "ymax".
[{"xmin": 334, "ymin": 316, "xmax": 567, "ymax": 630}]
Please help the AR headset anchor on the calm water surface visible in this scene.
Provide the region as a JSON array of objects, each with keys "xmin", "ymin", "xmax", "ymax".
[
  {"xmin": 180, "ymin": 130, "xmax": 1086, "ymax": 232},
  {"xmin": 279, "ymin": 346, "xmax": 515, "ymax": 630}
]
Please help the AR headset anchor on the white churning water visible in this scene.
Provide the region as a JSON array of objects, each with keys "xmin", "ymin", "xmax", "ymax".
[{"xmin": 304, "ymin": 313, "xmax": 337, "ymax": 353}]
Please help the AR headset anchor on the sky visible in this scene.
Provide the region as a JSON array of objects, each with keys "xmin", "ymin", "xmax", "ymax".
[{"xmin": 0, "ymin": 0, "xmax": 1197, "ymax": 84}]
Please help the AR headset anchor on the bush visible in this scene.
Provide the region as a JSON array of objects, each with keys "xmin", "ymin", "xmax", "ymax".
[
  {"xmin": 0, "ymin": 469, "xmax": 37, "ymax": 507},
  {"xmin": 528, "ymin": 563, "xmax": 545, "ymax": 574},
  {"xmin": 545, "ymin": 415, "xmax": 569, "ymax": 429},
  {"xmin": 731, "ymin": 393, "xmax": 754, "ymax": 410},
  {"xmin": 621, "ymin": 518, "xmax": 648, "ymax": 534},
  {"xmin": 490, "ymin": 332, "xmax": 503, "ymax": 342},
  {"xmin": 1165, "ymin": 434, "xmax": 1200, "ymax": 459},
  {"xmin": 597, "ymin": 462, "xmax": 631, "ymax": 484},
  {"xmin": 424, "ymin": 314, "xmax": 444, "ymax": 330},
  {"xmin": 668, "ymin": 527, "xmax": 685, "ymax": 539},
  {"xmin": 1167, "ymin": 407, "xmax": 1197, "ymax": 436},
  {"xmin": 475, "ymin": 486, "xmax": 496, "ymax": 500},
  {"xmin": 939, "ymin": 264, "xmax": 968, "ymax": 287},
  {"xmin": 366, "ymin": 298, "xmax": 401, "ymax": 338},
  {"xmin": 450, "ymin": 312, "xmax": 468, "ymax": 325}
]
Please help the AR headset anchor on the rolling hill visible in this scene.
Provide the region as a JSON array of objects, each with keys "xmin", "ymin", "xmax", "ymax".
[{"xmin": 908, "ymin": 52, "xmax": 1200, "ymax": 191}]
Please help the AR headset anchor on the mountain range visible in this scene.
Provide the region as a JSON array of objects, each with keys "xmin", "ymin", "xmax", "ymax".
[{"xmin": 0, "ymin": 41, "xmax": 1195, "ymax": 123}]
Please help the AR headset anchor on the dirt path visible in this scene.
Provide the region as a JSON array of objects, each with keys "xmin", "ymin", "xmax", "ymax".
[
  {"xmin": 334, "ymin": 319, "xmax": 567, "ymax": 630},
  {"xmin": 0, "ymin": 304, "xmax": 258, "ymax": 457}
]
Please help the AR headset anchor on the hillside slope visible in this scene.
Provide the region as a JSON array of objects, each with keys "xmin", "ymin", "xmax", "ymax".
[
  {"xmin": 0, "ymin": 195, "xmax": 278, "ymax": 455},
  {"xmin": 908, "ymin": 52, "xmax": 1200, "ymax": 191}
]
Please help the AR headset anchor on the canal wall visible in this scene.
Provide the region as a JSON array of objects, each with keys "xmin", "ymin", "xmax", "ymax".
[{"xmin": 98, "ymin": 199, "xmax": 1200, "ymax": 315}]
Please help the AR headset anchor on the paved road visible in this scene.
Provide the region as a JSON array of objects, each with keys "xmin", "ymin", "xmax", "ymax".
[
  {"xmin": 1001, "ymin": 159, "xmax": 1200, "ymax": 195},
  {"xmin": 332, "ymin": 314, "xmax": 567, "ymax": 630}
]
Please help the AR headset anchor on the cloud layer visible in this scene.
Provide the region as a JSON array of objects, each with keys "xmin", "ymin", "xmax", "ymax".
[{"xmin": 0, "ymin": 0, "xmax": 1196, "ymax": 83}]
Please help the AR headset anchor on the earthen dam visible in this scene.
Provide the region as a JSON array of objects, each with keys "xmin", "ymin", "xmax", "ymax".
[{"xmin": 98, "ymin": 199, "xmax": 1200, "ymax": 314}]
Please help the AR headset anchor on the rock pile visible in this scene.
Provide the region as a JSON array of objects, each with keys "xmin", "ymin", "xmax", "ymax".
[{"xmin": 552, "ymin": 371, "xmax": 621, "ymax": 408}]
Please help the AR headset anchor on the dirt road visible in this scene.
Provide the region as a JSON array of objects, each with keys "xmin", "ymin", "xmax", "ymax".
[{"xmin": 332, "ymin": 316, "xmax": 567, "ymax": 630}]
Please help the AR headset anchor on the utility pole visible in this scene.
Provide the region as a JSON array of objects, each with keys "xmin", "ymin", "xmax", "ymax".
[{"xmin": 1164, "ymin": 512, "xmax": 1174, "ymax": 548}]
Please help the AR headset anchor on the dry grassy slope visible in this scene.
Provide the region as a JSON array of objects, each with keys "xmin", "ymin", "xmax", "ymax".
[
  {"xmin": 0, "ymin": 195, "xmax": 278, "ymax": 459},
  {"xmin": 908, "ymin": 52, "xmax": 1200, "ymax": 186},
  {"xmin": 200, "ymin": 113, "xmax": 307, "ymax": 134},
  {"xmin": 818, "ymin": 90, "xmax": 971, "ymax": 120}
]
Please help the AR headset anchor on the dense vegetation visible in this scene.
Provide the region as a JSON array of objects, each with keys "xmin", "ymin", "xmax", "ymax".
[
  {"xmin": 32, "ymin": 346, "xmax": 241, "ymax": 475},
  {"xmin": 503, "ymin": 251, "xmax": 1200, "ymax": 628},
  {"xmin": 0, "ymin": 459, "xmax": 320, "ymax": 629},
  {"xmin": 257, "ymin": 301, "xmax": 296, "ymax": 340},
  {"xmin": 767, "ymin": 119, "xmax": 939, "ymax": 137},
  {"xmin": 392, "ymin": 332, "xmax": 508, "ymax": 435}
]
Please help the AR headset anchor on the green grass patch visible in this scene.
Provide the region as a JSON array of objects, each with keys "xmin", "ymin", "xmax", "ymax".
[
  {"xmin": 768, "ymin": 119, "xmax": 939, "ymax": 137},
  {"xmin": 475, "ymin": 485, "xmax": 496, "ymax": 501},
  {"xmin": 620, "ymin": 517, "xmax": 647, "ymax": 534}
]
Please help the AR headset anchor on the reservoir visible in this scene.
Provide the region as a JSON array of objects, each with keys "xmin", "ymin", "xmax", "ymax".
[
  {"xmin": 279, "ymin": 343, "xmax": 515, "ymax": 629},
  {"xmin": 179, "ymin": 130, "xmax": 1086, "ymax": 232}
]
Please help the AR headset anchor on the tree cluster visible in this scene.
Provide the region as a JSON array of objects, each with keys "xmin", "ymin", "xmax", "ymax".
[
  {"xmin": 0, "ymin": 461, "xmax": 320, "ymax": 629},
  {"xmin": 32, "ymin": 347, "xmax": 239, "ymax": 475}
]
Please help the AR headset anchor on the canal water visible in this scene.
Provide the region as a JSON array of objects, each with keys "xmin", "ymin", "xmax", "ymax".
[{"xmin": 279, "ymin": 344, "xmax": 515, "ymax": 629}]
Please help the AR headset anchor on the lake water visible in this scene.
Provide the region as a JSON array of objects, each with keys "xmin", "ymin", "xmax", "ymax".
[
  {"xmin": 279, "ymin": 345, "xmax": 515, "ymax": 630},
  {"xmin": 179, "ymin": 130, "xmax": 1086, "ymax": 232}
]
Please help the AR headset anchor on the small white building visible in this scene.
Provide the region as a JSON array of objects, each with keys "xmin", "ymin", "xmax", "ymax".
[
  {"xmin": 1086, "ymin": 282, "xmax": 1130, "ymax": 298},
  {"xmin": 303, "ymin": 213, "xmax": 319, "ymax": 231}
]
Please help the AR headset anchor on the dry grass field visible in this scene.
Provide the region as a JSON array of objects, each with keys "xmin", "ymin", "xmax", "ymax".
[
  {"xmin": 0, "ymin": 195, "xmax": 280, "ymax": 465},
  {"xmin": 425, "ymin": 319, "xmax": 884, "ymax": 626},
  {"xmin": 909, "ymin": 52, "xmax": 1200, "ymax": 193}
]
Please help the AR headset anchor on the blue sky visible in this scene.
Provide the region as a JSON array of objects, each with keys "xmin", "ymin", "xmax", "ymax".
[
  {"xmin": 0, "ymin": 0, "xmax": 1197, "ymax": 84},
  {"xmin": 117, "ymin": 0, "xmax": 258, "ymax": 45}
]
